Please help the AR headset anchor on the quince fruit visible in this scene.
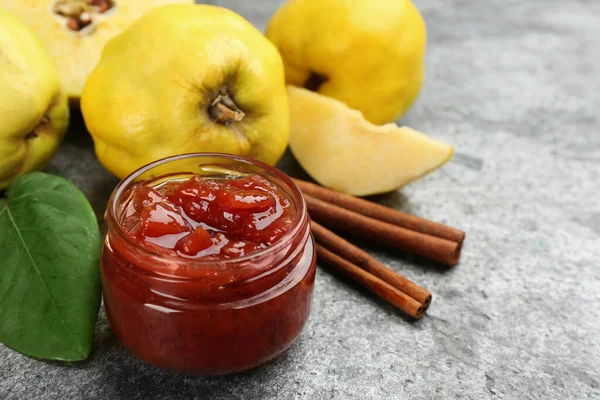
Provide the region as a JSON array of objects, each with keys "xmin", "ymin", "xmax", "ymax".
[
  {"xmin": 288, "ymin": 87, "xmax": 453, "ymax": 196},
  {"xmin": 0, "ymin": 0, "xmax": 192, "ymax": 103},
  {"xmin": 266, "ymin": 0, "xmax": 426, "ymax": 125},
  {"xmin": 81, "ymin": 4, "xmax": 289, "ymax": 179},
  {"xmin": 0, "ymin": 10, "xmax": 69, "ymax": 189}
]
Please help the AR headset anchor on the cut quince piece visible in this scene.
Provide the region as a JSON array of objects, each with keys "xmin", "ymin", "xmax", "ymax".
[
  {"xmin": 288, "ymin": 86, "xmax": 453, "ymax": 196},
  {"xmin": 0, "ymin": 0, "xmax": 192, "ymax": 103}
]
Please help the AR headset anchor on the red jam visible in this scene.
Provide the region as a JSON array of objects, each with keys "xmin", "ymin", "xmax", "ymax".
[
  {"xmin": 101, "ymin": 154, "xmax": 316, "ymax": 375},
  {"xmin": 121, "ymin": 174, "xmax": 295, "ymax": 259}
]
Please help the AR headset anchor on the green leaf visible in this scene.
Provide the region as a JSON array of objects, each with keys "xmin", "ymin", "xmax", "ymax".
[{"xmin": 0, "ymin": 172, "xmax": 101, "ymax": 361}]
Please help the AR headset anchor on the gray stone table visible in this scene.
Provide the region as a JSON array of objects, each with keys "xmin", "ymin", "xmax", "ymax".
[{"xmin": 1, "ymin": 0, "xmax": 599, "ymax": 398}]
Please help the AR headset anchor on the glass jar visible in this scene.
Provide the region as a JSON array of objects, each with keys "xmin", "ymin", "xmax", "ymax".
[{"xmin": 101, "ymin": 153, "xmax": 316, "ymax": 375}]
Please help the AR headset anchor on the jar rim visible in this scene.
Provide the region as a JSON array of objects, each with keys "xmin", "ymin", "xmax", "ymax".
[{"xmin": 106, "ymin": 152, "xmax": 308, "ymax": 269}]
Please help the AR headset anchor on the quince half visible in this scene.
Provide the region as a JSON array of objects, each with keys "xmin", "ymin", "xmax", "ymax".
[
  {"xmin": 0, "ymin": 10, "xmax": 69, "ymax": 189},
  {"xmin": 0, "ymin": 0, "xmax": 192, "ymax": 103},
  {"xmin": 81, "ymin": 5, "xmax": 289, "ymax": 179},
  {"xmin": 266, "ymin": 0, "xmax": 426, "ymax": 125},
  {"xmin": 288, "ymin": 87, "xmax": 453, "ymax": 196}
]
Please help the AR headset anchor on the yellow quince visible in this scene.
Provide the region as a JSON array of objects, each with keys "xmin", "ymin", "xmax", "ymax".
[
  {"xmin": 0, "ymin": 10, "xmax": 69, "ymax": 189},
  {"xmin": 82, "ymin": 4, "xmax": 289, "ymax": 179},
  {"xmin": 266, "ymin": 0, "xmax": 426, "ymax": 124}
]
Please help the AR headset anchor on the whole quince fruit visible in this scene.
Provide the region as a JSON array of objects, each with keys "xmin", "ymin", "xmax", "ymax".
[
  {"xmin": 0, "ymin": 0, "xmax": 192, "ymax": 104},
  {"xmin": 0, "ymin": 10, "xmax": 69, "ymax": 189},
  {"xmin": 266, "ymin": 0, "xmax": 426, "ymax": 124},
  {"xmin": 82, "ymin": 4, "xmax": 289, "ymax": 179},
  {"xmin": 288, "ymin": 87, "xmax": 452, "ymax": 196}
]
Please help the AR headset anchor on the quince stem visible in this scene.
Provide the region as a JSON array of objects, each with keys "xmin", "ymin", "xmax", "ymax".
[
  {"xmin": 209, "ymin": 87, "xmax": 245, "ymax": 124},
  {"xmin": 304, "ymin": 72, "xmax": 328, "ymax": 92}
]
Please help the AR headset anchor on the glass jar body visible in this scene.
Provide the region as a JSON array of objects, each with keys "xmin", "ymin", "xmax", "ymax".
[
  {"xmin": 101, "ymin": 153, "xmax": 316, "ymax": 375},
  {"xmin": 101, "ymin": 233, "xmax": 315, "ymax": 374}
]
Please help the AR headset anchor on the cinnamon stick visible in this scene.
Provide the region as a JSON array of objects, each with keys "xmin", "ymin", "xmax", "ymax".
[
  {"xmin": 311, "ymin": 221, "xmax": 431, "ymax": 307},
  {"xmin": 293, "ymin": 178, "xmax": 465, "ymax": 244},
  {"xmin": 316, "ymin": 245, "xmax": 426, "ymax": 319},
  {"xmin": 304, "ymin": 194, "xmax": 461, "ymax": 266}
]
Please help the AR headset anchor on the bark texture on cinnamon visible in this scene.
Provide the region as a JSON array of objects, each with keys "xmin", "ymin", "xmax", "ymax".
[
  {"xmin": 304, "ymin": 194, "xmax": 461, "ymax": 266},
  {"xmin": 311, "ymin": 221, "xmax": 431, "ymax": 306},
  {"xmin": 293, "ymin": 178, "xmax": 465, "ymax": 244},
  {"xmin": 316, "ymin": 245, "xmax": 426, "ymax": 319}
]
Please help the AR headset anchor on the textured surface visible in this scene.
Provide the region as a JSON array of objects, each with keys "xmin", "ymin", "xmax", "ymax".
[{"xmin": 2, "ymin": 0, "xmax": 600, "ymax": 398}]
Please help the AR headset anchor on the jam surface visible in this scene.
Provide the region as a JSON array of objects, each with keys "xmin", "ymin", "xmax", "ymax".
[{"xmin": 121, "ymin": 174, "xmax": 295, "ymax": 259}]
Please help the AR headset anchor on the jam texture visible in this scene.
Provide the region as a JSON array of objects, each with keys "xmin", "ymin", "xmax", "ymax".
[{"xmin": 122, "ymin": 175, "xmax": 295, "ymax": 259}]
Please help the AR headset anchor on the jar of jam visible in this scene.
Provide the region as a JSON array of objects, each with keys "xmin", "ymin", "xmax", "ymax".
[{"xmin": 101, "ymin": 153, "xmax": 316, "ymax": 375}]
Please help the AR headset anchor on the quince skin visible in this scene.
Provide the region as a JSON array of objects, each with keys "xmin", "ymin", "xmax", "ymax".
[
  {"xmin": 288, "ymin": 87, "xmax": 453, "ymax": 196},
  {"xmin": 0, "ymin": 10, "xmax": 69, "ymax": 189},
  {"xmin": 82, "ymin": 5, "xmax": 289, "ymax": 179},
  {"xmin": 266, "ymin": 0, "xmax": 426, "ymax": 125}
]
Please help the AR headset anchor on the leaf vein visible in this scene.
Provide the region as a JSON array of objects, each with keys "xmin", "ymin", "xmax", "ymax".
[
  {"xmin": 5, "ymin": 188, "xmax": 70, "ymax": 203},
  {"xmin": 4, "ymin": 205, "xmax": 84, "ymax": 356},
  {"xmin": 37, "ymin": 273, "xmax": 87, "ymax": 289},
  {"xmin": 19, "ymin": 228, "xmax": 88, "ymax": 253},
  {"xmin": 27, "ymin": 200, "xmax": 90, "ymax": 229}
]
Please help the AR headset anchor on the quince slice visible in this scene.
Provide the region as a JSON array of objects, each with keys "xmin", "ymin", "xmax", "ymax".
[{"xmin": 288, "ymin": 86, "xmax": 453, "ymax": 196}]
